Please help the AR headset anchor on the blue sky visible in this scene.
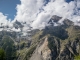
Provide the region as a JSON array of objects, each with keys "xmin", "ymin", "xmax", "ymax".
[
  {"xmin": 0, "ymin": 0, "xmax": 80, "ymax": 29},
  {"xmin": 0, "ymin": 0, "xmax": 75, "ymax": 20},
  {"xmin": 0, "ymin": 0, "xmax": 20, "ymax": 20},
  {"xmin": 65, "ymin": 0, "xmax": 74, "ymax": 3}
]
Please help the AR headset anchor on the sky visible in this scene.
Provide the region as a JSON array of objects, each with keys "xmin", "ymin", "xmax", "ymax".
[
  {"xmin": 0, "ymin": 0, "xmax": 74, "ymax": 20},
  {"xmin": 66, "ymin": 0, "xmax": 74, "ymax": 3},
  {"xmin": 0, "ymin": 0, "xmax": 20, "ymax": 20},
  {"xmin": 0, "ymin": 0, "xmax": 80, "ymax": 30}
]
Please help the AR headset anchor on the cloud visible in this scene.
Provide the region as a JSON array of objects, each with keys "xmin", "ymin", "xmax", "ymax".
[
  {"xmin": 76, "ymin": 0, "xmax": 80, "ymax": 8},
  {"xmin": 11, "ymin": 27, "xmax": 21, "ymax": 32},
  {"xmin": 31, "ymin": 12, "xmax": 51, "ymax": 29},
  {"xmin": 0, "ymin": 12, "xmax": 8, "ymax": 26},
  {"xmin": 14, "ymin": 0, "xmax": 46, "ymax": 22},
  {"xmin": 0, "ymin": 12, "xmax": 13, "ymax": 28},
  {"xmin": 0, "ymin": 0, "xmax": 80, "ymax": 31},
  {"xmin": 14, "ymin": 0, "xmax": 80, "ymax": 29}
]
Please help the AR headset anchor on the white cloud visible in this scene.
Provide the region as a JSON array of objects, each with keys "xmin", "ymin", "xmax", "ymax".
[
  {"xmin": 31, "ymin": 0, "xmax": 80, "ymax": 28},
  {"xmin": 14, "ymin": 0, "xmax": 46, "ymax": 23},
  {"xmin": 76, "ymin": 0, "xmax": 80, "ymax": 8},
  {"xmin": 0, "ymin": 12, "xmax": 13, "ymax": 29},
  {"xmin": 11, "ymin": 27, "xmax": 21, "ymax": 32},
  {"xmin": 38, "ymin": 0, "xmax": 80, "ymax": 27},
  {"xmin": 31, "ymin": 12, "xmax": 51, "ymax": 29},
  {"xmin": 0, "ymin": 0, "xmax": 80, "ymax": 31},
  {"xmin": 0, "ymin": 12, "xmax": 8, "ymax": 26}
]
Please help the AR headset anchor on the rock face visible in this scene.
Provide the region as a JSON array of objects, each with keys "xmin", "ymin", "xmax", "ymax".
[
  {"xmin": 30, "ymin": 36, "xmax": 80, "ymax": 60},
  {"xmin": 48, "ymin": 15, "xmax": 62, "ymax": 26},
  {"xmin": 29, "ymin": 15, "xmax": 80, "ymax": 60},
  {"xmin": 30, "ymin": 37, "xmax": 51, "ymax": 60},
  {"xmin": 48, "ymin": 15, "xmax": 62, "ymax": 23},
  {"xmin": 0, "ymin": 15, "xmax": 80, "ymax": 60}
]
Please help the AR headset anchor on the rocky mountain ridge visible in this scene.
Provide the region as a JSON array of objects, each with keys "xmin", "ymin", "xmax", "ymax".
[
  {"xmin": 0, "ymin": 15, "xmax": 80, "ymax": 60},
  {"xmin": 28, "ymin": 15, "xmax": 80, "ymax": 60}
]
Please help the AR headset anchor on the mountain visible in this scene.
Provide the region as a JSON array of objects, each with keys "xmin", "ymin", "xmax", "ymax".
[
  {"xmin": 13, "ymin": 20, "xmax": 24, "ymax": 29},
  {"xmin": 48, "ymin": 15, "xmax": 62, "ymax": 23},
  {"xmin": 0, "ymin": 15, "xmax": 80, "ymax": 60},
  {"xmin": 25, "ymin": 15, "xmax": 80, "ymax": 60}
]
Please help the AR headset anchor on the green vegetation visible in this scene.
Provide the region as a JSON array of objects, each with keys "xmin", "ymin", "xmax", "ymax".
[
  {"xmin": 42, "ymin": 26, "xmax": 69, "ymax": 40},
  {"xmin": 23, "ymin": 45, "xmax": 36, "ymax": 60},
  {"xmin": 74, "ymin": 55, "xmax": 80, "ymax": 60},
  {"xmin": 0, "ymin": 48, "xmax": 6, "ymax": 60},
  {"xmin": 48, "ymin": 36, "xmax": 57, "ymax": 49},
  {"xmin": 1, "ymin": 35, "xmax": 16, "ymax": 60},
  {"xmin": 0, "ymin": 19, "xmax": 80, "ymax": 60},
  {"xmin": 31, "ymin": 30, "xmax": 43, "ymax": 45},
  {"xmin": 66, "ymin": 26, "xmax": 80, "ymax": 41}
]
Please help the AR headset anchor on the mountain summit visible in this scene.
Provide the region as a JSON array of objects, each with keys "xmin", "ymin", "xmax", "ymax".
[{"xmin": 0, "ymin": 15, "xmax": 80, "ymax": 60}]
